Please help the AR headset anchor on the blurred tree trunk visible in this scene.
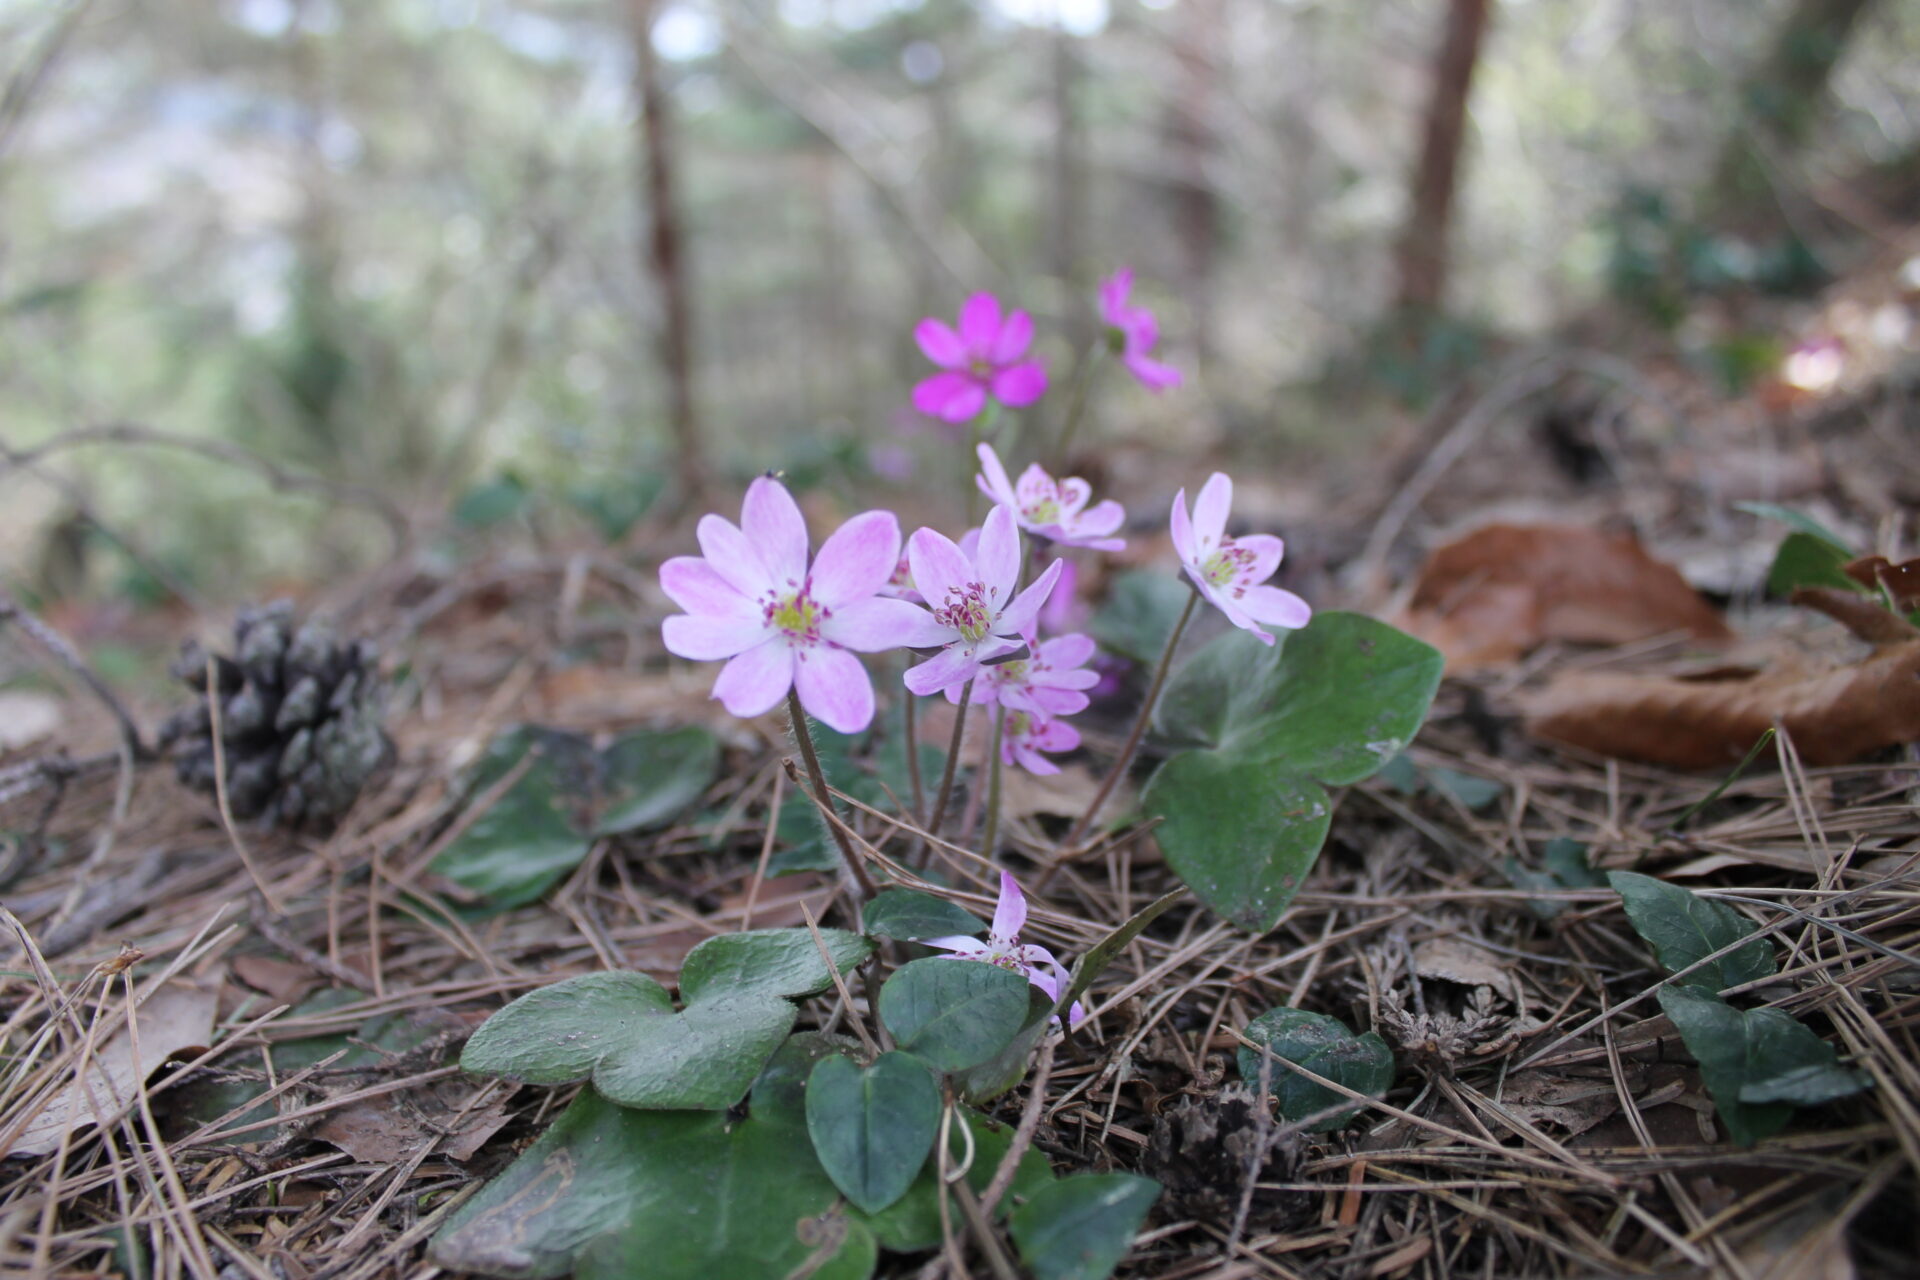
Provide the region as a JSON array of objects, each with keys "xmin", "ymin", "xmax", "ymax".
[
  {"xmin": 1709, "ymin": 0, "xmax": 1878, "ymax": 217},
  {"xmin": 1390, "ymin": 0, "xmax": 1493, "ymax": 316},
  {"xmin": 630, "ymin": 0, "xmax": 706, "ymax": 500},
  {"xmin": 1168, "ymin": 0, "xmax": 1223, "ymax": 364},
  {"xmin": 1048, "ymin": 25, "xmax": 1086, "ymax": 350}
]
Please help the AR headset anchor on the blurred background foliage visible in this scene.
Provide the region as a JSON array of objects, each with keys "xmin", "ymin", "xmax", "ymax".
[{"xmin": 2, "ymin": 0, "xmax": 1916, "ymax": 599}]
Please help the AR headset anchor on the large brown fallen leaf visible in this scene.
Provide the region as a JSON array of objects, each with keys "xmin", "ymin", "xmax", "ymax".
[
  {"xmin": 5, "ymin": 979, "xmax": 220, "ymax": 1158},
  {"xmin": 1398, "ymin": 524, "xmax": 1732, "ymax": 672},
  {"xmin": 313, "ymin": 1077, "xmax": 513, "ymax": 1164},
  {"xmin": 1524, "ymin": 589, "xmax": 1920, "ymax": 769}
]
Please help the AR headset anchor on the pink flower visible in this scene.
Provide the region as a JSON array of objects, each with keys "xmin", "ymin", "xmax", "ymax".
[
  {"xmin": 912, "ymin": 293, "xmax": 1049, "ymax": 423},
  {"xmin": 924, "ymin": 871, "xmax": 1085, "ymax": 1027},
  {"xmin": 1098, "ymin": 268, "xmax": 1182, "ymax": 392},
  {"xmin": 1038, "ymin": 559, "xmax": 1089, "ymax": 635},
  {"xmin": 1001, "ymin": 710, "xmax": 1081, "ymax": 777},
  {"xmin": 659, "ymin": 477, "xmax": 943, "ymax": 733},
  {"xmin": 904, "ymin": 505, "xmax": 1064, "ymax": 697},
  {"xmin": 877, "ymin": 552, "xmax": 922, "ymax": 604},
  {"xmin": 1169, "ymin": 473, "xmax": 1312, "ymax": 646},
  {"xmin": 957, "ymin": 632, "xmax": 1100, "ymax": 718},
  {"xmin": 975, "ymin": 444, "xmax": 1125, "ymax": 551}
]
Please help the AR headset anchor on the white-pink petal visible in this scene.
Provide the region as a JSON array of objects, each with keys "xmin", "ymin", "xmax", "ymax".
[
  {"xmin": 659, "ymin": 556, "xmax": 759, "ymax": 620},
  {"xmin": 975, "ymin": 443, "xmax": 1021, "ymax": 511},
  {"xmin": 662, "ymin": 614, "xmax": 769, "ymax": 661},
  {"xmin": 711, "ymin": 641, "xmax": 794, "ymax": 717},
  {"xmin": 696, "ymin": 514, "xmax": 774, "ymax": 599},
  {"xmin": 742, "ymin": 477, "xmax": 809, "ymax": 589},
  {"xmin": 992, "ymin": 870, "xmax": 1027, "ymax": 940},
  {"xmin": 996, "ymin": 559, "xmax": 1065, "ymax": 639},
  {"xmin": 1238, "ymin": 584, "xmax": 1313, "ymax": 631},
  {"xmin": 793, "ymin": 646, "xmax": 874, "ymax": 734},
  {"xmin": 907, "ymin": 527, "xmax": 976, "ymax": 608},
  {"xmin": 1191, "ymin": 473, "xmax": 1232, "ymax": 552},
  {"xmin": 975, "ymin": 505, "xmax": 1022, "ymax": 607},
  {"xmin": 810, "ymin": 510, "xmax": 900, "ymax": 609},
  {"xmin": 1169, "ymin": 487, "xmax": 1196, "ymax": 564}
]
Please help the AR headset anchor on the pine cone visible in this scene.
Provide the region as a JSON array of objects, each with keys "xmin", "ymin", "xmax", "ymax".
[{"xmin": 160, "ymin": 602, "xmax": 392, "ymax": 829}]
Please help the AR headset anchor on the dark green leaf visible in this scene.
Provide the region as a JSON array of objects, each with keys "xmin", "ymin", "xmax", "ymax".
[
  {"xmin": 862, "ymin": 889, "xmax": 985, "ymax": 942},
  {"xmin": 460, "ymin": 972, "xmax": 674, "ymax": 1083},
  {"xmin": 1544, "ymin": 838, "xmax": 1604, "ymax": 887},
  {"xmin": 1237, "ymin": 1007, "xmax": 1395, "ymax": 1132},
  {"xmin": 1610, "ymin": 872, "xmax": 1776, "ymax": 991},
  {"xmin": 586, "ymin": 993, "xmax": 797, "ymax": 1110},
  {"xmin": 428, "ymin": 728, "xmax": 594, "ymax": 910},
  {"xmin": 878, "ymin": 959, "xmax": 1030, "ymax": 1072},
  {"xmin": 1090, "ymin": 570, "xmax": 1192, "ymax": 665},
  {"xmin": 805, "ymin": 1052, "xmax": 942, "ymax": 1214},
  {"xmin": 953, "ymin": 987, "xmax": 1053, "ymax": 1104},
  {"xmin": 1009, "ymin": 1173, "xmax": 1160, "ymax": 1280},
  {"xmin": 1144, "ymin": 757, "xmax": 1330, "ymax": 933},
  {"xmin": 454, "ymin": 475, "xmax": 532, "ymax": 528},
  {"xmin": 853, "ymin": 1110, "xmax": 1053, "ymax": 1252},
  {"xmin": 595, "ymin": 725, "xmax": 719, "ymax": 835},
  {"xmin": 1059, "ymin": 889, "xmax": 1185, "ymax": 1014},
  {"xmin": 1425, "ymin": 767, "xmax": 1503, "ymax": 811},
  {"xmin": 678, "ymin": 927, "xmax": 872, "ymax": 1003},
  {"xmin": 1766, "ymin": 531, "xmax": 1860, "ymax": 598},
  {"xmin": 1656, "ymin": 985, "xmax": 1866, "ymax": 1146}
]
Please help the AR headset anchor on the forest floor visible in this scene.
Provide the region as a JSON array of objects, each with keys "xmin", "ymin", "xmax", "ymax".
[{"xmin": 3, "ymin": 243, "xmax": 1919, "ymax": 1280}]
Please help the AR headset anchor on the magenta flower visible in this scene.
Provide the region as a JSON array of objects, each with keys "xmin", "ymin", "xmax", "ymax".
[
  {"xmin": 1098, "ymin": 268, "xmax": 1181, "ymax": 392},
  {"xmin": 975, "ymin": 444, "xmax": 1125, "ymax": 552},
  {"xmin": 924, "ymin": 871, "xmax": 1085, "ymax": 1027},
  {"xmin": 1170, "ymin": 473, "xmax": 1312, "ymax": 647},
  {"xmin": 912, "ymin": 293, "xmax": 1049, "ymax": 423},
  {"xmin": 904, "ymin": 505, "xmax": 1064, "ymax": 697},
  {"xmin": 958, "ymin": 632, "xmax": 1100, "ymax": 718},
  {"xmin": 1001, "ymin": 710, "xmax": 1081, "ymax": 778},
  {"xmin": 659, "ymin": 477, "xmax": 942, "ymax": 733}
]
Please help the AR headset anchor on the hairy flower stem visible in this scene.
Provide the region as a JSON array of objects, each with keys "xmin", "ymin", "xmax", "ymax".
[
  {"xmin": 1050, "ymin": 341, "xmax": 1103, "ymax": 467},
  {"xmin": 1063, "ymin": 584, "xmax": 1199, "ymax": 851},
  {"xmin": 787, "ymin": 688, "xmax": 877, "ymax": 901},
  {"xmin": 925, "ymin": 678, "xmax": 975, "ymax": 841},
  {"xmin": 981, "ymin": 705, "xmax": 1006, "ymax": 856}
]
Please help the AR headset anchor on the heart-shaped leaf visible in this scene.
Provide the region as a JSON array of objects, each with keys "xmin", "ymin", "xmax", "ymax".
[
  {"xmin": 679, "ymin": 927, "xmax": 872, "ymax": 1003},
  {"xmin": 1237, "ymin": 1007, "xmax": 1395, "ymax": 1132},
  {"xmin": 1657, "ymin": 984, "xmax": 1868, "ymax": 1146},
  {"xmin": 1144, "ymin": 614, "xmax": 1442, "ymax": 933},
  {"xmin": 1090, "ymin": 569, "xmax": 1192, "ymax": 664},
  {"xmin": 805, "ymin": 1051, "xmax": 942, "ymax": 1214},
  {"xmin": 1610, "ymin": 872, "xmax": 1776, "ymax": 991},
  {"xmin": 852, "ymin": 1109, "xmax": 1053, "ymax": 1252},
  {"xmin": 861, "ymin": 889, "xmax": 986, "ymax": 942},
  {"xmin": 595, "ymin": 725, "xmax": 721, "ymax": 835},
  {"xmin": 461, "ymin": 972, "xmax": 674, "ymax": 1083},
  {"xmin": 589, "ymin": 993, "xmax": 798, "ymax": 1109},
  {"xmin": 878, "ymin": 959, "xmax": 1030, "ymax": 1072},
  {"xmin": 433, "ymin": 1037, "xmax": 873, "ymax": 1280},
  {"xmin": 1009, "ymin": 1173, "xmax": 1160, "ymax": 1280}
]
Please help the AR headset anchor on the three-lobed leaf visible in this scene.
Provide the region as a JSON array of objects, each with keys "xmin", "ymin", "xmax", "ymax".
[
  {"xmin": 878, "ymin": 958, "xmax": 1030, "ymax": 1072},
  {"xmin": 1236, "ymin": 1007, "xmax": 1395, "ymax": 1132},
  {"xmin": 1610, "ymin": 871, "xmax": 1776, "ymax": 991},
  {"xmin": 678, "ymin": 927, "xmax": 873, "ymax": 1003},
  {"xmin": 461, "ymin": 972, "xmax": 674, "ymax": 1083},
  {"xmin": 1009, "ymin": 1174, "xmax": 1161, "ymax": 1280},
  {"xmin": 805, "ymin": 1052, "xmax": 942, "ymax": 1214}
]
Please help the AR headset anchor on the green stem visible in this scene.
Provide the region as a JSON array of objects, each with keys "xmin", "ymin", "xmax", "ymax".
[
  {"xmin": 981, "ymin": 705, "xmax": 1006, "ymax": 856},
  {"xmin": 1062, "ymin": 584, "xmax": 1200, "ymax": 851},
  {"xmin": 926, "ymin": 678, "xmax": 975, "ymax": 840},
  {"xmin": 786, "ymin": 688, "xmax": 877, "ymax": 900},
  {"xmin": 1050, "ymin": 341, "xmax": 1104, "ymax": 467}
]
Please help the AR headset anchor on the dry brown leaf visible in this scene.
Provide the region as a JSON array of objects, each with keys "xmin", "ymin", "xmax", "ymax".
[
  {"xmin": 1525, "ymin": 590, "xmax": 1920, "ymax": 769},
  {"xmin": 312, "ymin": 1078, "xmax": 512, "ymax": 1164},
  {"xmin": 1397, "ymin": 524, "xmax": 1732, "ymax": 672},
  {"xmin": 1844, "ymin": 555, "xmax": 1920, "ymax": 609},
  {"xmin": 7, "ymin": 979, "xmax": 220, "ymax": 1158},
  {"xmin": 1000, "ymin": 763, "xmax": 1105, "ymax": 823},
  {"xmin": 1498, "ymin": 1072, "xmax": 1622, "ymax": 1139}
]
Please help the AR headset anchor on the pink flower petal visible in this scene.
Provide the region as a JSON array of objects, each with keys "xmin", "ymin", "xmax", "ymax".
[
  {"xmin": 1019, "ymin": 687, "xmax": 1090, "ymax": 717},
  {"xmin": 1124, "ymin": 351, "xmax": 1182, "ymax": 391},
  {"xmin": 1022, "ymin": 963, "xmax": 1060, "ymax": 1001},
  {"xmin": 712, "ymin": 641, "xmax": 794, "ymax": 717},
  {"xmin": 990, "ymin": 309, "xmax": 1034, "ymax": 363},
  {"xmin": 659, "ymin": 556, "xmax": 759, "ymax": 620},
  {"xmin": 1033, "ymin": 718, "xmax": 1081, "ymax": 752},
  {"xmin": 662, "ymin": 614, "xmax": 769, "ymax": 661},
  {"xmin": 822, "ymin": 596, "xmax": 949, "ymax": 651},
  {"xmin": 975, "ymin": 442, "xmax": 1020, "ymax": 511},
  {"xmin": 996, "ymin": 558, "xmax": 1065, "ymax": 639},
  {"xmin": 914, "ymin": 317, "xmax": 967, "ymax": 368},
  {"xmin": 742, "ymin": 476, "xmax": 809, "ymax": 589},
  {"xmin": 958, "ymin": 292, "xmax": 1003, "ymax": 354},
  {"xmin": 975, "ymin": 505, "xmax": 1021, "ymax": 607},
  {"xmin": 1013, "ymin": 464, "xmax": 1056, "ymax": 511},
  {"xmin": 1011, "ymin": 741, "xmax": 1060, "ymax": 775},
  {"xmin": 1192, "ymin": 473, "xmax": 1232, "ymax": 552},
  {"xmin": 907, "ymin": 526, "xmax": 976, "ymax": 611},
  {"xmin": 1039, "ymin": 633, "xmax": 1097, "ymax": 669},
  {"xmin": 904, "ymin": 644, "xmax": 980, "ymax": 697},
  {"xmin": 1053, "ymin": 477, "xmax": 1090, "ymax": 517},
  {"xmin": 992, "ymin": 870, "xmax": 1026, "ymax": 940},
  {"xmin": 1072, "ymin": 498, "xmax": 1124, "ymax": 538},
  {"xmin": 1168, "ymin": 488, "xmax": 1195, "ymax": 564},
  {"xmin": 990, "ymin": 361, "xmax": 1048, "ymax": 407},
  {"xmin": 794, "ymin": 645, "xmax": 874, "ymax": 733},
  {"xmin": 810, "ymin": 510, "xmax": 901, "ymax": 608},
  {"xmin": 1098, "ymin": 268, "xmax": 1132, "ymax": 325},
  {"xmin": 1238, "ymin": 584, "xmax": 1312, "ymax": 631},
  {"xmin": 696, "ymin": 515, "xmax": 774, "ymax": 599},
  {"xmin": 1231, "ymin": 533, "xmax": 1285, "ymax": 587},
  {"xmin": 923, "ymin": 936, "xmax": 990, "ymax": 956},
  {"xmin": 913, "ymin": 371, "xmax": 987, "ymax": 423}
]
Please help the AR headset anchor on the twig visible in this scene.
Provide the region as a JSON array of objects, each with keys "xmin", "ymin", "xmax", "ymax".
[
  {"xmin": 977, "ymin": 1033, "xmax": 1055, "ymax": 1216},
  {"xmin": 0, "ymin": 587, "xmax": 146, "ymax": 761}
]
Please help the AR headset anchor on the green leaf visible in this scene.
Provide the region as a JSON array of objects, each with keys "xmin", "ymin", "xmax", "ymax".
[
  {"xmin": 589, "ymin": 993, "xmax": 799, "ymax": 1109},
  {"xmin": 1765, "ymin": 531, "xmax": 1860, "ymax": 598},
  {"xmin": 595, "ymin": 726, "xmax": 719, "ymax": 835},
  {"xmin": 460, "ymin": 972, "xmax": 674, "ymax": 1083},
  {"xmin": 678, "ymin": 928, "xmax": 872, "ymax": 1003},
  {"xmin": 1090, "ymin": 570, "xmax": 1191, "ymax": 664},
  {"xmin": 1506, "ymin": 837, "xmax": 1604, "ymax": 920},
  {"xmin": 1609, "ymin": 872, "xmax": 1776, "ymax": 991},
  {"xmin": 952, "ymin": 987, "xmax": 1053, "ymax": 1104},
  {"xmin": 1735, "ymin": 502, "xmax": 1851, "ymax": 551},
  {"xmin": 1060, "ymin": 889, "xmax": 1185, "ymax": 1014},
  {"xmin": 1236, "ymin": 1007, "xmax": 1396, "ymax": 1132},
  {"xmin": 454, "ymin": 474, "xmax": 532, "ymax": 529},
  {"xmin": 1425, "ymin": 767, "xmax": 1503, "ymax": 811},
  {"xmin": 853, "ymin": 1110, "xmax": 1053, "ymax": 1252},
  {"xmin": 862, "ymin": 889, "xmax": 986, "ymax": 942},
  {"xmin": 1145, "ymin": 614, "xmax": 1443, "ymax": 933},
  {"xmin": 1009, "ymin": 1174, "xmax": 1160, "ymax": 1280},
  {"xmin": 878, "ymin": 959, "xmax": 1031, "ymax": 1072},
  {"xmin": 1656, "ymin": 985, "xmax": 1866, "ymax": 1146},
  {"xmin": 805, "ymin": 1052, "xmax": 943, "ymax": 1214},
  {"xmin": 434, "ymin": 1041, "xmax": 872, "ymax": 1280}
]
